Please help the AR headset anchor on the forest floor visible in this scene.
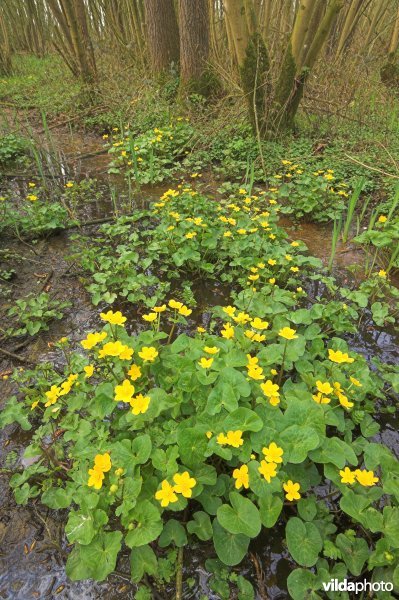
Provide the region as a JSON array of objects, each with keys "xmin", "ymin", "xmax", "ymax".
[{"xmin": 0, "ymin": 56, "xmax": 399, "ymax": 599}]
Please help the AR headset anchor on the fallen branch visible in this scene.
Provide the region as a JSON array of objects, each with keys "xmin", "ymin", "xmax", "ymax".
[
  {"xmin": 0, "ymin": 347, "xmax": 33, "ymax": 364},
  {"xmin": 344, "ymin": 154, "xmax": 399, "ymax": 179},
  {"xmin": 175, "ymin": 546, "xmax": 184, "ymax": 600}
]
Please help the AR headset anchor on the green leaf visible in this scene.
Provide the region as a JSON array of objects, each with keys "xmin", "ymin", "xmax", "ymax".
[
  {"xmin": 286, "ymin": 517, "xmax": 323, "ymax": 567},
  {"xmin": 217, "ymin": 492, "xmax": 261, "ymax": 538},
  {"xmin": 287, "ymin": 569, "xmax": 321, "ymax": 600},
  {"xmin": 125, "ymin": 501, "xmax": 162, "ymax": 548},
  {"xmin": 41, "ymin": 486, "xmax": 73, "ymax": 509},
  {"xmin": 130, "ymin": 545, "xmax": 158, "ymax": 583},
  {"xmin": 177, "ymin": 427, "xmax": 208, "ymax": 468},
  {"xmin": 223, "ymin": 408, "xmax": 263, "ymax": 432},
  {"xmin": 0, "ymin": 396, "xmax": 31, "ymax": 431},
  {"xmin": 383, "ymin": 506, "xmax": 399, "ymax": 548},
  {"xmin": 187, "ymin": 511, "xmax": 213, "ymax": 541},
  {"xmin": 212, "ymin": 519, "xmax": 250, "ymax": 566},
  {"xmin": 158, "ymin": 519, "xmax": 187, "ymax": 548},
  {"xmin": 335, "ymin": 534, "xmax": 369, "ymax": 576},
  {"xmin": 66, "ymin": 530, "xmax": 122, "ymax": 581},
  {"xmin": 65, "ymin": 509, "xmax": 108, "ymax": 545},
  {"xmin": 309, "ymin": 437, "xmax": 357, "ymax": 469},
  {"xmin": 258, "ymin": 493, "xmax": 283, "ymax": 528},
  {"xmin": 297, "ymin": 497, "xmax": 317, "ymax": 522}
]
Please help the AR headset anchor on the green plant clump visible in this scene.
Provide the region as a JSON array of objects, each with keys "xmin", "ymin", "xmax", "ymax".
[
  {"xmin": 5, "ymin": 292, "xmax": 71, "ymax": 337},
  {"xmin": 1, "ymin": 188, "xmax": 399, "ymax": 598}
]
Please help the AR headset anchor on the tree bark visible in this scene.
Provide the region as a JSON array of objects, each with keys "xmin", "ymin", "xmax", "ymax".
[
  {"xmin": 144, "ymin": 0, "xmax": 179, "ymax": 73},
  {"xmin": 179, "ymin": 0, "xmax": 211, "ymax": 95}
]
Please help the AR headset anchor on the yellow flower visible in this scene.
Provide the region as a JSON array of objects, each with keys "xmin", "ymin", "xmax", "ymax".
[
  {"xmin": 290, "ymin": 266, "xmax": 299, "ymax": 272},
  {"xmin": 247, "ymin": 365, "xmax": 265, "ymax": 380},
  {"xmin": 206, "ymin": 431, "xmax": 212, "ymax": 439},
  {"xmin": 262, "ymin": 442, "xmax": 283, "ymax": 463},
  {"xmin": 251, "ymin": 317, "xmax": 269, "ymax": 330},
  {"xmin": 81, "ymin": 331, "xmax": 107, "ymax": 350},
  {"xmin": 378, "ymin": 215, "xmax": 387, "ymax": 223},
  {"xmin": 248, "ymin": 274, "xmax": 259, "ymax": 282},
  {"xmin": 269, "ymin": 278, "xmax": 276, "ymax": 285},
  {"xmin": 31, "ymin": 400, "xmax": 39, "ymax": 410},
  {"xmin": 185, "ymin": 232, "xmax": 197, "ymax": 239},
  {"xmin": 316, "ymin": 381, "xmax": 333, "ymax": 395},
  {"xmin": 28, "ymin": 182, "xmax": 36, "ymax": 187},
  {"xmin": 312, "ymin": 392, "xmax": 331, "ymax": 404},
  {"xmin": 222, "ymin": 305, "xmax": 236, "ymax": 317},
  {"xmin": 378, "ymin": 270, "xmax": 387, "ymax": 278},
  {"xmin": 204, "ymin": 346, "xmax": 219, "ymax": 354},
  {"xmin": 258, "ymin": 460, "xmax": 277, "ymax": 483},
  {"xmin": 233, "ymin": 464, "xmax": 250, "ymax": 489},
  {"xmin": 66, "ymin": 182, "xmax": 74, "ymax": 188},
  {"xmin": 99, "ymin": 341, "xmax": 133, "ymax": 360},
  {"xmin": 44, "ymin": 385, "xmax": 61, "ymax": 407},
  {"xmin": 291, "ymin": 241, "xmax": 299, "ymax": 247},
  {"xmin": 179, "ymin": 305, "xmax": 192, "ymax": 317},
  {"xmin": 237, "ymin": 228, "xmax": 247, "ymax": 235},
  {"xmin": 197, "ymin": 326, "xmax": 206, "ymax": 333},
  {"xmin": 268, "ymin": 259, "xmax": 276, "ymax": 266},
  {"xmin": 217, "ymin": 430, "xmax": 243, "ymax": 448},
  {"xmin": 198, "ymin": 357, "xmax": 214, "ymax": 369},
  {"xmin": 84, "ymin": 365, "xmax": 94, "ymax": 378},
  {"xmin": 283, "ymin": 480, "xmax": 301, "ymax": 501},
  {"xmin": 233, "ymin": 312, "xmax": 251, "ymax": 325},
  {"xmin": 173, "ymin": 471, "xmax": 196, "ymax": 497},
  {"xmin": 138, "ymin": 346, "xmax": 158, "ymax": 362},
  {"xmin": 94, "ymin": 453, "xmax": 112, "ymax": 472},
  {"xmin": 339, "ymin": 467, "xmax": 356, "ymax": 484},
  {"xmin": 128, "ymin": 363, "xmax": 142, "ymax": 380},
  {"xmin": 143, "ymin": 312, "xmax": 157, "ymax": 322},
  {"xmin": 114, "ymin": 379, "xmax": 135, "ymax": 402},
  {"xmin": 350, "ymin": 376, "xmax": 362, "ymax": 387},
  {"xmin": 246, "ymin": 354, "xmax": 259, "ymax": 366},
  {"xmin": 155, "ymin": 480, "xmax": 178, "ymax": 507},
  {"xmin": 153, "ymin": 305, "xmax": 166, "ymax": 312},
  {"xmin": 355, "ymin": 469, "xmax": 379, "ymax": 487},
  {"xmin": 338, "ymin": 393, "xmax": 354, "ymax": 409},
  {"xmin": 224, "ymin": 231, "xmax": 232, "ymax": 237},
  {"xmin": 88, "ymin": 468, "xmax": 104, "ymax": 490},
  {"xmin": 169, "ymin": 299, "xmax": 183, "ymax": 310},
  {"xmin": 278, "ymin": 327, "xmax": 298, "ymax": 340},
  {"xmin": 260, "ymin": 380, "xmax": 280, "ymax": 399},
  {"xmin": 328, "ymin": 349, "xmax": 354, "ymax": 364},
  {"xmin": 130, "ymin": 393, "xmax": 150, "ymax": 415},
  {"xmin": 100, "ymin": 310, "xmax": 127, "ymax": 325},
  {"xmin": 27, "ymin": 194, "xmax": 38, "ymax": 202},
  {"xmin": 221, "ymin": 323, "xmax": 235, "ymax": 339}
]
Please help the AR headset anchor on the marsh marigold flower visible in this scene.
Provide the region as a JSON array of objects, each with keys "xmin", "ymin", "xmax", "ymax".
[
  {"xmin": 138, "ymin": 346, "xmax": 158, "ymax": 362},
  {"xmin": 114, "ymin": 379, "xmax": 135, "ymax": 402},
  {"xmin": 278, "ymin": 327, "xmax": 298, "ymax": 340},
  {"xmin": 258, "ymin": 460, "xmax": 277, "ymax": 483},
  {"xmin": 173, "ymin": 472, "xmax": 196, "ymax": 497},
  {"xmin": 155, "ymin": 480, "xmax": 178, "ymax": 507},
  {"xmin": 88, "ymin": 468, "xmax": 104, "ymax": 490},
  {"xmin": 283, "ymin": 480, "xmax": 301, "ymax": 501},
  {"xmin": 262, "ymin": 442, "xmax": 283, "ymax": 463},
  {"xmin": 355, "ymin": 469, "xmax": 379, "ymax": 487},
  {"xmin": 100, "ymin": 310, "xmax": 126, "ymax": 326},
  {"xmin": 328, "ymin": 349, "xmax": 354, "ymax": 364},
  {"xmin": 94, "ymin": 453, "xmax": 112, "ymax": 472},
  {"xmin": 233, "ymin": 465, "xmax": 249, "ymax": 489},
  {"xmin": 339, "ymin": 467, "xmax": 356, "ymax": 484},
  {"xmin": 130, "ymin": 393, "xmax": 150, "ymax": 415}
]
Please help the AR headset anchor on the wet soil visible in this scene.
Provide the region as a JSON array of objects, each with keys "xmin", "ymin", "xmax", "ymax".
[{"xmin": 0, "ymin": 126, "xmax": 398, "ymax": 599}]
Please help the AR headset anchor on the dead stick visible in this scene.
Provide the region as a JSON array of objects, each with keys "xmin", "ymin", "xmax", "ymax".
[
  {"xmin": 175, "ymin": 546, "xmax": 184, "ymax": 600},
  {"xmin": 0, "ymin": 347, "xmax": 33, "ymax": 364}
]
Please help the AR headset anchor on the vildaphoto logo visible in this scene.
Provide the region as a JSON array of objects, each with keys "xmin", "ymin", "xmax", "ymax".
[{"xmin": 322, "ymin": 579, "xmax": 393, "ymax": 593}]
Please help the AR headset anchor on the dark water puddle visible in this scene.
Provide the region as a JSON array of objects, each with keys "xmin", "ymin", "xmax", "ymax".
[{"xmin": 1, "ymin": 128, "xmax": 399, "ymax": 599}]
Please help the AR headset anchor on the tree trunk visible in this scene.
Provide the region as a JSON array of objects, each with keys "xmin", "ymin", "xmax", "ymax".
[
  {"xmin": 144, "ymin": 0, "xmax": 179, "ymax": 73},
  {"xmin": 0, "ymin": 10, "xmax": 12, "ymax": 75},
  {"xmin": 272, "ymin": 0, "xmax": 344, "ymax": 133},
  {"xmin": 223, "ymin": 0, "xmax": 271, "ymax": 136},
  {"xmin": 179, "ymin": 0, "xmax": 211, "ymax": 96}
]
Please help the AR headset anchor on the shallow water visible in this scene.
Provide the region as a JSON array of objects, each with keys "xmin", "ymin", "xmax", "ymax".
[{"xmin": 1, "ymin": 126, "xmax": 398, "ymax": 599}]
